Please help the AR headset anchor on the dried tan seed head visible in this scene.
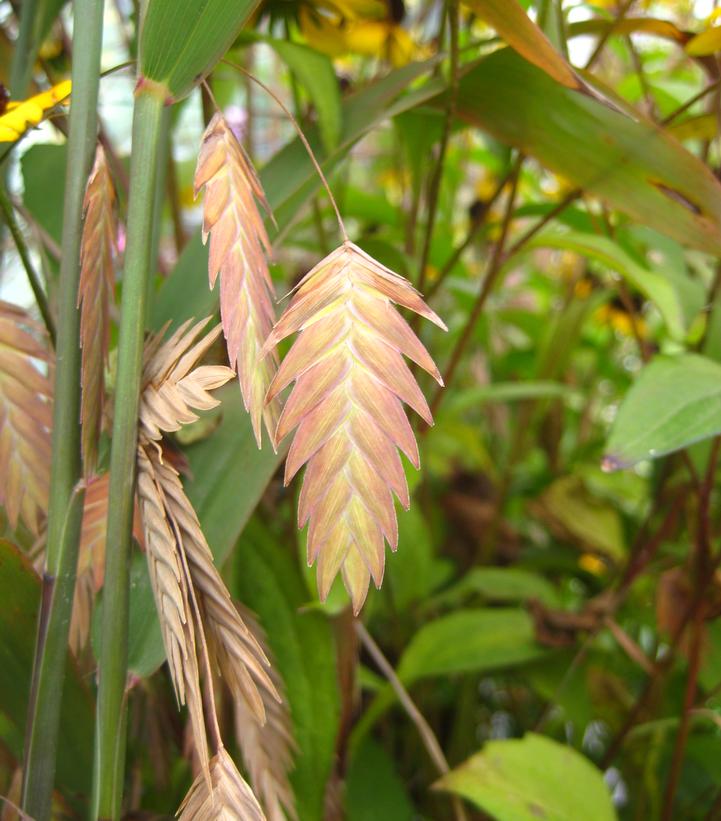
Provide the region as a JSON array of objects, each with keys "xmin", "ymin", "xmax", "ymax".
[
  {"xmin": 177, "ymin": 746, "xmax": 265, "ymax": 821},
  {"xmin": 0, "ymin": 300, "xmax": 52, "ymax": 534},
  {"xmin": 139, "ymin": 316, "xmax": 235, "ymax": 446},
  {"xmin": 78, "ymin": 144, "xmax": 116, "ymax": 475},
  {"xmin": 151, "ymin": 452, "xmax": 278, "ymax": 724},
  {"xmin": 233, "ymin": 604, "xmax": 297, "ymax": 821},
  {"xmin": 137, "ymin": 446, "xmax": 210, "ymax": 779},
  {"xmin": 194, "ymin": 112, "xmax": 280, "ymax": 449},
  {"xmin": 262, "ymin": 242, "xmax": 445, "ymax": 612},
  {"xmin": 69, "ymin": 472, "xmax": 145, "ymax": 653}
]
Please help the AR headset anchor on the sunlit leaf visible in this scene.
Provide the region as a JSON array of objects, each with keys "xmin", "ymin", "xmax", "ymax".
[
  {"xmin": 604, "ymin": 354, "xmax": 721, "ymax": 469},
  {"xmin": 436, "ymin": 734, "xmax": 616, "ymax": 821},
  {"xmin": 451, "ymin": 48, "xmax": 721, "ymax": 255},
  {"xmin": 464, "ymin": 0, "xmax": 578, "ymax": 88}
]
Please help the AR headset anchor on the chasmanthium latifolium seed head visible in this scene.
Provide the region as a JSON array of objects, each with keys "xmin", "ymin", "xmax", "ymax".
[
  {"xmin": 262, "ymin": 241, "xmax": 446, "ymax": 612},
  {"xmin": 194, "ymin": 113, "xmax": 281, "ymax": 449}
]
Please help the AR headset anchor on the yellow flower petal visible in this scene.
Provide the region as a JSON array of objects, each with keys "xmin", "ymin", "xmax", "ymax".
[{"xmin": 0, "ymin": 79, "xmax": 71, "ymax": 142}]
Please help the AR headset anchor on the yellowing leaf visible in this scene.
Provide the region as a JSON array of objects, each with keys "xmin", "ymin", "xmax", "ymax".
[
  {"xmin": 0, "ymin": 80, "xmax": 71, "ymax": 142},
  {"xmin": 300, "ymin": 8, "xmax": 420, "ymax": 66},
  {"xmin": 464, "ymin": 0, "xmax": 578, "ymax": 89},
  {"xmin": 686, "ymin": 24, "xmax": 721, "ymax": 56}
]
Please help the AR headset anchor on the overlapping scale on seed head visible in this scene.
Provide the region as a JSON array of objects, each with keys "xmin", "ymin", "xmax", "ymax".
[
  {"xmin": 194, "ymin": 112, "xmax": 280, "ymax": 448},
  {"xmin": 262, "ymin": 242, "xmax": 445, "ymax": 612}
]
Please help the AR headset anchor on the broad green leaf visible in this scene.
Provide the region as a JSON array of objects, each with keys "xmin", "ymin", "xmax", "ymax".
[
  {"xmin": 429, "ymin": 567, "xmax": 560, "ymax": 609},
  {"xmin": 525, "ymin": 230, "xmax": 687, "ymax": 339},
  {"xmin": 92, "ymin": 553, "xmax": 165, "ymax": 678},
  {"xmin": 347, "ymin": 737, "xmax": 414, "ymax": 821},
  {"xmin": 386, "ymin": 506, "xmax": 453, "ymax": 611},
  {"xmin": 152, "ymin": 59, "xmax": 439, "ymax": 329},
  {"xmin": 537, "ymin": 475, "xmax": 626, "ymax": 560},
  {"xmin": 0, "ymin": 540, "xmax": 94, "ymax": 797},
  {"xmin": 436, "ymin": 733, "xmax": 617, "ymax": 821},
  {"xmin": 184, "ymin": 386, "xmax": 285, "ymax": 565},
  {"xmin": 463, "ymin": 0, "xmax": 578, "ymax": 88},
  {"xmin": 231, "ymin": 520, "xmax": 340, "ymax": 821},
  {"xmin": 22, "ymin": 143, "xmax": 66, "ymax": 245},
  {"xmin": 247, "ymin": 37, "xmax": 342, "ymax": 152},
  {"xmin": 604, "ymin": 354, "xmax": 721, "ymax": 469},
  {"xmin": 139, "ymin": 0, "xmax": 260, "ymax": 100},
  {"xmin": 451, "ymin": 48, "xmax": 721, "ymax": 255},
  {"xmin": 397, "ymin": 609, "xmax": 545, "ymax": 683}
]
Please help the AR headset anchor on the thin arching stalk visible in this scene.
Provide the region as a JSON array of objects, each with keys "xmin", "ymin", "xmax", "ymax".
[
  {"xmin": 92, "ymin": 86, "xmax": 166, "ymax": 819},
  {"xmin": 0, "ymin": 186, "xmax": 55, "ymax": 343},
  {"xmin": 21, "ymin": 0, "xmax": 105, "ymax": 816},
  {"xmin": 416, "ymin": 0, "xmax": 460, "ymax": 295},
  {"xmin": 219, "ymin": 60, "xmax": 349, "ymax": 243}
]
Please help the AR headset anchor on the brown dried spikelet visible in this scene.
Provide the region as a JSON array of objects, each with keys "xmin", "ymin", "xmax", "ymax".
[
  {"xmin": 0, "ymin": 301, "xmax": 52, "ymax": 534},
  {"xmin": 177, "ymin": 747, "xmax": 265, "ymax": 821},
  {"xmin": 69, "ymin": 473, "xmax": 144, "ymax": 653},
  {"xmin": 150, "ymin": 453, "xmax": 279, "ymax": 723},
  {"xmin": 233, "ymin": 605, "xmax": 297, "ymax": 821},
  {"xmin": 262, "ymin": 241, "xmax": 446, "ymax": 613},
  {"xmin": 137, "ymin": 446, "xmax": 210, "ymax": 778},
  {"xmin": 194, "ymin": 112, "xmax": 280, "ymax": 448},
  {"xmin": 78, "ymin": 145, "xmax": 116, "ymax": 475},
  {"xmin": 139, "ymin": 316, "xmax": 235, "ymax": 446}
]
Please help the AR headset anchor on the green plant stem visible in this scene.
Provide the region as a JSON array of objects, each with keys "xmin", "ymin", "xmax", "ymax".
[
  {"xmin": 20, "ymin": 1, "xmax": 104, "ymax": 816},
  {"xmin": 9, "ymin": 0, "xmax": 40, "ymax": 99},
  {"xmin": 416, "ymin": 0, "xmax": 459, "ymax": 295},
  {"xmin": 0, "ymin": 185, "xmax": 55, "ymax": 343},
  {"xmin": 92, "ymin": 86, "xmax": 165, "ymax": 820}
]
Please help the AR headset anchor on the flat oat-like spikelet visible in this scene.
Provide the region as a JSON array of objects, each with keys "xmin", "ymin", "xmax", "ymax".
[
  {"xmin": 139, "ymin": 317, "xmax": 235, "ymax": 446},
  {"xmin": 262, "ymin": 242, "xmax": 446, "ymax": 612},
  {"xmin": 137, "ymin": 446, "xmax": 210, "ymax": 778},
  {"xmin": 78, "ymin": 145, "xmax": 116, "ymax": 474},
  {"xmin": 70, "ymin": 473, "xmax": 145, "ymax": 653},
  {"xmin": 177, "ymin": 747, "xmax": 265, "ymax": 821},
  {"xmin": 0, "ymin": 301, "xmax": 52, "ymax": 534},
  {"xmin": 194, "ymin": 112, "xmax": 280, "ymax": 448},
  {"xmin": 138, "ymin": 317, "xmax": 277, "ymax": 735},
  {"xmin": 233, "ymin": 604, "xmax": 297, "ymax": 821},
  {"xmin": 151, "ymin": 454, "xmax": 278, "ymax": 724}
]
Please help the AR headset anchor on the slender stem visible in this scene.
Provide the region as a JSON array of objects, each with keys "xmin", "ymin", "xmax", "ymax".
[
  {"xmin": 92, "ymin": 87, "xmax": 166, "ymax": 819},
  {"xmin": 220, "ymin": 60, "xmax": 349, "ymax": 242},
  {"xmin": 662, "ymin": 437, "xmax": 720, "ymax": 819},
  {"xmin": 584, "ymin": 0, "xmax": 635, "ymax": 70},
  {"xmin": 427, "ymin": 158, "xmax": 522, "ymax": 418},
  {"xmin": 416, "ymin": 0, "xmax": 460, "ymax": 295},
  {"xmin": 355, "ymin": 623, "xmax": 469, "ymax": 821},
  {"xmin": 20, "ymin": 0, "xmax": 104, "ymax": 816},
  {"xmin": 9, "ymin": 0, "xmax": 40, "ymax": 99},
  {"xmin": 662, "ymin": 81, "xmax": 721, "ymax": 126},
  {"xmin": 0, "ymin": 186, "xmax": 55, "ymax": 343}
]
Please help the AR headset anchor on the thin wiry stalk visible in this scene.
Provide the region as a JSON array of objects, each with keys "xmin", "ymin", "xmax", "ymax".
[
  {"xmin": 9, "ymin": 0, "xmax": 40, "ymax": 101},
  {"xmin": 21, "ymin": 0, "xmax": 105, "ymax": 816},
  {"xmin": 0, "ymin": 186, "xmax": 55, "ymax": 343},
  {"xmin": 355, "ymin": 623, "xmax": 468, "ymax": 821},
  {"xmin": 93, "ymin": 86, "xmax": 166, "ymax": 819},
  {"xmin": 220, "ymin": 60, "xmax": 349, "ymax": 242},
  {"xmin": 416, "ymin": 0, "xmax": 460, "ymax": 295}
]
